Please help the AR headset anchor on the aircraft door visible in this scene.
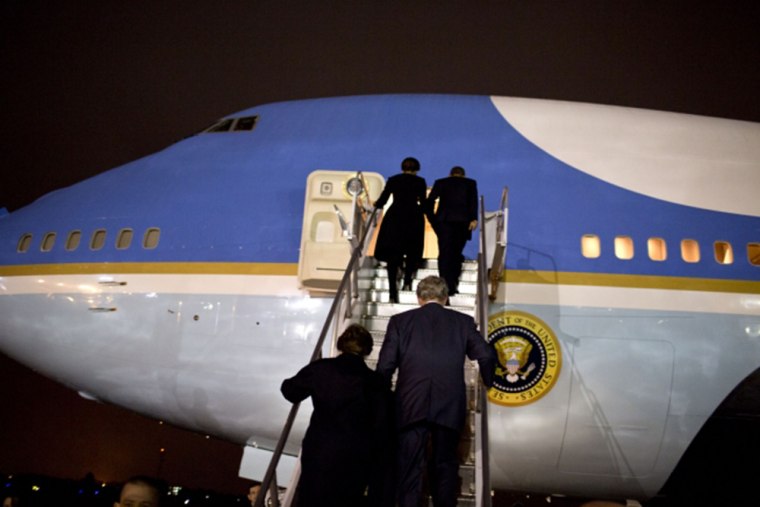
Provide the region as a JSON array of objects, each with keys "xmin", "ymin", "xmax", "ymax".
[{"xmin": 298, "ymin": 170, "xmax": 384, "ymax": 292}]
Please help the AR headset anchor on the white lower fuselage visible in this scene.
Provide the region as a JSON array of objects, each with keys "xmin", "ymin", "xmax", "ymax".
[{"xmin": 2, "ymin": 268, "xmax": 757, "ymax": 499}]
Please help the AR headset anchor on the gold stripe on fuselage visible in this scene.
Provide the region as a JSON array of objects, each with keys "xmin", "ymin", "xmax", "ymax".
[
  {"xmin": 1, "ymin": 262, "xmax": 758, "ymax": 295},
  {"xmin": 0, "ymin": 262, "xmax": 297, "ymax": 276}
]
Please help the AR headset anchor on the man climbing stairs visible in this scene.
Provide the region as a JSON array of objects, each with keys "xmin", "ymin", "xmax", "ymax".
[{"xmin": 356, "ymin": 258, "xmax": 486, "ymax": 506}]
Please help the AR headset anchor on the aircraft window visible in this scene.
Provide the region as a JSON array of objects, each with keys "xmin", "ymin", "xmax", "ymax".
[
  {"xmin": 714, "ymin": 241, "xmax": 734, "ymax": 265},
  {"xmin": 648, "ymin": 237, "xmax": 667, "ymax": 261},
  {"xmin": 143, "ymin": 228, "xmax": 160, "ymax": 249},
  {"xmin": 65, "ymin": 231, "xmax": 82, "ymax": 251},
  {"xmin": 41, "ymin": 232, "xmax": 56, "ymax": 252},
  {"xmin": 234, "ymin": 116, "xmax": 258, "ymax": 131},
  {"xmin": 310, "ymin": 211, "xmax": 338, "ymax": 243},
  {"xmin": 748, "ymin": 243, "xmax": 760, "ymax": 267},
  {"xmin": 90, "ymin": 229, "xmax": 107, "ymax": 251},
  {"xmin": 205, "ymin": 119, "xmax": 234, "ymax": 133},
  {"xmin": 315, "ymin": 220, "xmax": 335, "ymax": 242},
  {"xmin": 681, "ymin": 239, "xmax": 700, "ymax": 263},
  {"xmin": 614, "ymin": 236, "xmax": 634, "ymax": 260},
  {"xmin": 116, "ymin": 228, "xmax": 133, "ymax": 250},
  {"xmin": 580, "ymin": 234, "xmax": 601, "ymax": 258},
  {"xmin": 17, "ymin": 233, "xmax": 32, "ymax": 253}
]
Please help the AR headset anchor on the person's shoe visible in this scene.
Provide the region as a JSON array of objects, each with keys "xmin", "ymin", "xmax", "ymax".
[
  {"xmin": 401, "ymin": 283, "xmax": 411, "ymax": 291},
  {"xmin": 390, "ymin": 294, "xmax": 399, "ymax": 304}
]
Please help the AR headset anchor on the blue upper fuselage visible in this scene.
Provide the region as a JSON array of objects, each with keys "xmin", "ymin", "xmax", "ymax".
[{"xmin": 1, "ymin": 94, "xmax": 758, "ymax": 282}]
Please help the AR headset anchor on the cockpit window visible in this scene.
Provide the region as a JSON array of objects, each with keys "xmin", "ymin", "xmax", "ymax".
[
  {"xmin": 205, "ymin": 119, "xmax": 234, "ymax": 133},
  {"xmin": 202, "ymin": 115, "xmax": 258, "ymax": 133},
  {"xmin": 234, "ymin": 116, "xmax": 258, "ymax": 131}
]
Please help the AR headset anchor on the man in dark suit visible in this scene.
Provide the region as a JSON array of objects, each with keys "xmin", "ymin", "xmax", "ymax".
[
  {"xmin": 425, "ymin": 166, "xmax": 479, "ymax": 296},
  {"xmin": 376, "ymin": 276, "xmax": 495, "ymax": 507}
]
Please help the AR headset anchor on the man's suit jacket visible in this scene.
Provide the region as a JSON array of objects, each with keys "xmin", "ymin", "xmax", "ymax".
[
  {"xmin": 376, "ymin": 302, "xmax": 496, "ymax": 431},
  {"xmin": 425, "ymin": 175, "xmax": 478, "ymax": 226}
]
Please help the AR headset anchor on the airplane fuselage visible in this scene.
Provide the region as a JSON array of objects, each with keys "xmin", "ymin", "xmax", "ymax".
[{"xmin": 1, "ymin": 95, "xmax": 759, "ymax": 501}]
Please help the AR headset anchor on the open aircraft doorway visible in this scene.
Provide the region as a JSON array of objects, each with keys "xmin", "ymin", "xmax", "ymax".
[{"xmin": 297, "ymin": 170, "xmax": 384, "ymax": 292}]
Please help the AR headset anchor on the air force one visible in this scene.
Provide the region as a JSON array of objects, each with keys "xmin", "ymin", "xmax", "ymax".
[{"xmin": 1, "ymin": 94, "xmax": 759, "ymax": 504}]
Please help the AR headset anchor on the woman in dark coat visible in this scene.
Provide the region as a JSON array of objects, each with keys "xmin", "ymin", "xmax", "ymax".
[
  {"xmin": 373, "ymin": 157, "xmax": 427, "ymax": 303},
  {"xmin": 281, "ymin": 324, "xmax": 392, "ymax": 507}
]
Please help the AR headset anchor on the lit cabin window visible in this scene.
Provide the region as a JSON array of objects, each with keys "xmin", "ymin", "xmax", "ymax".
[
  {"xmin": 17, "ymin": 233, "xmax": 32, "ymax": 253},
  {"xmin": 90, "ymin": 229, "xmax": 107, "ymax": 251},
  {"xmin": 116, "ymin": 228, "xmax": 133, "ymax": 250},
  {"xmin": 648, "ymin": 237, "xmax": 667, "ymax": 261},
  {"xmin": 614, "ymin": 236, "xmax": 634, "ymax": 260},
  {"xmin": 681, "ymin": 239, "xmax": 700, "ymax": 263},
  {"xmin": 233, "ymin": 116, "xmax": 258, "ymax": 131},
  {"xmin": 748, "ymin": 243, "xmax": 760, "ymax": 267},
  {"xmin": 205, "ymin": 119, "xmax": 234, "ymax": 133},
  {"xmin": 143, "ymin": 228, "xmax": 160, "ymax": 249},
  {"xmin": 714, "ymin": 241, "xmax": 734, "ymax": 265},
  {"xmin": 66, "ymin": 230, "xmax": 81, "ymax": 251},
  {"xmin": 41, "ymin": 232, "xmax": 56, "ymax": 252},
  {"xmin": 581, "ymin": 234, "xmax": 601, "ymax": 258}
]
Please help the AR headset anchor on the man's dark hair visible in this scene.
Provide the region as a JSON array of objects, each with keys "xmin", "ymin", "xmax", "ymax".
[
  {"xmin": 449, "ymin": 166, "xmax": 465, "ymax": 176},
  {"xmin": 416, "ymin": 275, "xmax": 448, "ymax": 302}
]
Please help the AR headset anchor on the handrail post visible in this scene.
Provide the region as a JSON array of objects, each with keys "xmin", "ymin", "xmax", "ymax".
[
  {"xmin": 475, "ymin": 195, "xmax": 492, "ymax": 507},
  {"xmin": 488, "ymin": 187, "xmax": 508, "ymax": 301}
]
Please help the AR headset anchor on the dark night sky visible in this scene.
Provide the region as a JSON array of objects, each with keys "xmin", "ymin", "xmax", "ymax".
[{"xmin": 1, "ymin": 0, "xmax": 759, "ymax": 497}]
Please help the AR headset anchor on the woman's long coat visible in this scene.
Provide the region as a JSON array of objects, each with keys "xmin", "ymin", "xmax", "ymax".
[
  {"xmin": 373, "ymin": 172, "xmax": 427, "ymax": 263},
  {"xmin": 281, "ymin": 353, "xmax": 391, "ymax": 507}
]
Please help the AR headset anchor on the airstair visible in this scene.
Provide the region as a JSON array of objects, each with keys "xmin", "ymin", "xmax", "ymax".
[
  {"xmin": 253, "ymin": 170, "xmax": 507, "ymax": 507},
  {"xmin": 360, "ymin": 258, "xmax": 484, "ymax": 506}
]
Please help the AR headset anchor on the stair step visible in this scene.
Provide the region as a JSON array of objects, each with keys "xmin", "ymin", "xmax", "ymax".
[
  {"xmin": 367, "ymin": 258, "xmax": 477, "ymax": 270},
  {"xmin": 360, "ymin": 266, "xmax": 479, "ymax": 282},
  {"xmin": 362, "ymin": 309, "xmax": 475, "ymax": 333},
  {"xmin": 358, "ymin": 289, "xmax": 477, "ymax": 305},
  {"xmin": 359, "ymin": 297, "xmax": 476, "ymax": 316},
  {"xmin": 357, "ymin": 278, "xmax": 477, "ymax": 295}
]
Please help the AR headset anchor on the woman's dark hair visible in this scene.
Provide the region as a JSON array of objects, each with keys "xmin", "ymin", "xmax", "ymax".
[
  {"xmin": 401, "ymin": 157, "xmax": 420, "ymax": 172},
  {"xmin": 337, "ymin": 324, "xmax": 374, "ymax": 357}
]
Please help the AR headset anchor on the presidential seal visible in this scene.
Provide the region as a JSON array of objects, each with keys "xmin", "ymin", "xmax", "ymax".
[{"xmin": 487, "ymin": 311, "xmax": 561, "ymax": 406}]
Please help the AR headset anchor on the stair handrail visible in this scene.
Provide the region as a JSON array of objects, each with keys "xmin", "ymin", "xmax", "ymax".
[
  {"xmin": 475, "ymin": 195, "xmax": 493, "ymax": 507},
  {"xmin": 253, "ymin": 196, "xmax": 380, "ymax": 507},
  {"xmin": 489, "ymin": 187, "xmax": 509, "ymax": 301}
]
